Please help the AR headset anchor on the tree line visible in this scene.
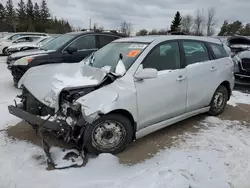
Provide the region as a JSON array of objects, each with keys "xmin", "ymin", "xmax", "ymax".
[
  {"xmin": 0, "ymin": 0, "xmax": 72, "ymax": 34},
  {"xmin": 133, "ymin": 8, "xmax": 250, "ymax": 37}
]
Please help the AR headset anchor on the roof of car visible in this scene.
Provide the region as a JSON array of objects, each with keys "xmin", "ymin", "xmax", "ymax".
[
  {"xmin": 67, "ymin": 31, "xmax": 127, "ymax": 37},
  {"xmin": 115, "ymin": 35, "xmax": 223, "ymax": 44},
  {"xmin": 10, "ymin": 32, "xmax": 48, "ymax": 35}
]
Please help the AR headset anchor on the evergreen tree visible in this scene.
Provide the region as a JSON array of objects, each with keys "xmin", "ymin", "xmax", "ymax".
[
  {"xmin": 227, "ymin": 20, "xmax": 243, "ymax": 35},
  {"xmin": 218, "ymin": 20, "xmax": 229, "ymax": 36},
  {"xmin": 5, "ymin": 0, "xmax": 17, "ymax": 32},
  {"xmin": 26, "ymin": 0, "xmax": 34, "ymax": 20},
  {"xmin": 40, "ymin": 0, "xmax": 50, "ymax": 21},
  {"xmin": 34, "ymin": 3, "xmax": 40, "ymax": 20},
  {"xmin": 16, "ymin": 0, "xmax": 26, "ymax": 21},
  {"xmin": 242, "ymin": 23, "xmax": 250, "ymax": 36},
  {"xmin": 170, "ymin": 11, "xmax": 182, "ymax": 32},
  {"xmin": 0, "ymin": 3, "xmax": 7, "ymax": 32},
  {"xmin": 0, "ymin": 0, "xmax": 72, "ymax": 33},
  {"xmin": 0, "ymin": 3, "xmax": 6, "ymax": 20}
]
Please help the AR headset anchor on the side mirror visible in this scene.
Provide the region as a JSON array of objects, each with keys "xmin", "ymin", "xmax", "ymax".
[
  {"xmin": 134, "ymin": 68, "xmax": 158, "ymax": 80},
  {"xmin": 65, "ymin": 46, "xmax": 77, "ymax": 54}
]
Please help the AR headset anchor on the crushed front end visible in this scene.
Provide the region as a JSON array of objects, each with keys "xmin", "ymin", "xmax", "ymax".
[{"xmin": 8, "ymin": 87, "xmax": 96, "ymax": 170}]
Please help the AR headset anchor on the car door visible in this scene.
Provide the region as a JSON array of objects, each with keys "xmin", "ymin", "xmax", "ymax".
[
  {"xmin": 134, "ymin": 41, "xmax": 187, "ymax": 129},
  {"xmin": 63, "ymin": 35, "xmax": 98, "ymax": 63},
  {"xmin": 181, "ymin": 40, "xmax": 215, "ymax": 112}
]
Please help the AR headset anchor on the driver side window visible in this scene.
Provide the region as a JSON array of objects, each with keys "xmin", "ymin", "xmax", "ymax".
[
  {"xmin": 15, "ymin": 37, "xmax": 28, "ymax": 43},
  {"xmin": 69, "ymin": 35, "xmax": 96, "ymax": 51},
  {"xmin": 142, "ymin": 41, "xmax": 180, "ymax": 71}
]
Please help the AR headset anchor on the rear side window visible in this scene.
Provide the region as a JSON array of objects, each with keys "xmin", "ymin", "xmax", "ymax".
[
  {"xmin": 99, "ymin": 35, "xmax": 119, "ymax": 48},
  {"xmin": 209, "ymin": 43, "xmax": 228, "ymax": 59},
  {"xmin": 69, "ymin": 35, "xmax": 96, "ymax": 50},
  {"xmin": 183, "ymin": 41, "xmax": 210, "ymax": 65}
]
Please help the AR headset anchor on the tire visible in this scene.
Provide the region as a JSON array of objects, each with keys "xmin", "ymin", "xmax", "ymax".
[
  {"xmin": 208, "ymin": 85, "xmax": 229, "ymax": 116},
  {"xmin": 84, "ymin": 113, "xmax": 133, "ymax": 155},
  {"xmin": 13, "ymin": 77, "xmax": 19, "ymax": 88},
  {"xmin": 2, "ymin": 47, "xmax": 8, "ymax": 56}
]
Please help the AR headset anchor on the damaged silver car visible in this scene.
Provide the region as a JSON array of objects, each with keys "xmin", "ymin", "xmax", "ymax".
[{"xmin": 8, "ymin": 35, "xmax": 235, "ymax": 168}]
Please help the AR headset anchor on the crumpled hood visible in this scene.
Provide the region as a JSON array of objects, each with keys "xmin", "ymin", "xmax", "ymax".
[
  {"xmin": 18, "ymin": 63, "xmax": 108, "ymax": 109},
  {"xmin": 9, "ymin": 49, "xmax": 54, "ymax": 60}
]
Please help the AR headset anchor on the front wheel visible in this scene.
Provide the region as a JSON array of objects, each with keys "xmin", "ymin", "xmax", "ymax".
[
  {"xmin": 2, "ymin": 47, "xmax": 8, "ymax": 56},
  {"xmin": 208, "ymin": 85, "xmax": 229, "ymax": 116},
  {"xmin": 84, "ymin": 114, "xmax": 134, "ymax": 155}
]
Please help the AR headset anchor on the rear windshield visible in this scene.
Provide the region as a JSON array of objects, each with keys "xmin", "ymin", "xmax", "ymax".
[{"xmin": 82, "ymin": 42, "xmax": 149, "ymax": 72}]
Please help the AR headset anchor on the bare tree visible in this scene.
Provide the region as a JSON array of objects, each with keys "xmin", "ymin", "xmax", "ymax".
[
  {"xmin": 206, "ymin": 7, "xmax": 217, "ymax": 36},
  {"xmin": 181, "ymin": 14, "xmax": 193, "ymax": 34},
  {"xmin": 120, "ymin": 21, "xmax": 132, "ymax": 36},
  {"xmin": 193, "ymin": 9, "xmax": 205, "ymax": 36}
]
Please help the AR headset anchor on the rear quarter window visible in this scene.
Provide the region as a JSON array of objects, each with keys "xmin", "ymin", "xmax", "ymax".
[{"xmin": 209, "ymin": 43, "xmax": 228, "ymax": 59}]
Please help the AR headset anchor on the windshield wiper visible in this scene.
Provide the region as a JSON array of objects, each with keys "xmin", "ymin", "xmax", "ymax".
[
  {"xmin": 88, "ymin": 52, "xmax": 95, "ymax": 66},
  {"xmin": 119, "ymin": 53, "xmax": 123, "ymax": 60}
]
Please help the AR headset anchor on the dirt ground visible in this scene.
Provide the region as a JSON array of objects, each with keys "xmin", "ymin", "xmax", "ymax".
[{"xmin": 7, "ymin": 100, "xmax": 250, "ymax": 165}]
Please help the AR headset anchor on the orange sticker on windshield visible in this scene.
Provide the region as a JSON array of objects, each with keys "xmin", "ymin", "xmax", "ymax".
[{"xmin": 127, "ymin": 50, "xmax": 141, "ymax": 57}]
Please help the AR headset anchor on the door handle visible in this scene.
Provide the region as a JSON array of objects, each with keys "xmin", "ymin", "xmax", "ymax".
[
  {"xmin": 176, "ymin": 75, "xmax": 186, "ymax": 81},
  {"xmin": 210, "ymin": 66, "xmax": 217, "ymax": 72}
]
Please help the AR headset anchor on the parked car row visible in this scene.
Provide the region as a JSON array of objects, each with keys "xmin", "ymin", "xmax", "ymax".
[
  {"xmin": 6, "ymin": 30, "xmax": 127, "ymax": 86},
  {"xmin": 8, "ymin": 33, "xmax": 235, "ymax": 161},
  {"xmin": 7, "ymin": 36, "xmax": 54, "ymax": 55},
  {"xmin": 0, "ymin": 32, "xmax": 50, "ymax": 55}
]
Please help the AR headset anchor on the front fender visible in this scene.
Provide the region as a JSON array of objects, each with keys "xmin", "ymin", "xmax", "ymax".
[{"xmin": 76, "ymin": 90, "xmax": 119, "ymax": 123}]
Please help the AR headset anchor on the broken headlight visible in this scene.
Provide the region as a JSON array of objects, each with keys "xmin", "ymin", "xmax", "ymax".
[{"xmin": 61, "ymin": 102, "xmax": 82, "ymax": 126}]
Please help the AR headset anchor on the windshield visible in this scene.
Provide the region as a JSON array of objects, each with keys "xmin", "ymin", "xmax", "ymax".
[
  {"xmin": 40, "ymin": 34, "xmax": 74, "ymax": 51},
  {"xmin": 82, "ymin": 42, "xmax": 148, "ymax": 72}
]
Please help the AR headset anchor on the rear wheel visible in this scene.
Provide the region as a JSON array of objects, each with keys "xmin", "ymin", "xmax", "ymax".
[
  {"xmin": 84, "ymin": 114, "xmax": 133, "ymax": 155},
  {"xmin": 208, "ymin": 85, "xmax": 229, "ymax": 116}
]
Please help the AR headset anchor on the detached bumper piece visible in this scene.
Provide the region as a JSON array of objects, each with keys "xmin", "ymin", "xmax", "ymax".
[
  {"xmin": 8, "ymin": 105, "xmax": 89, "ymax": 170},
  {"xmin": 8, "ymin": 105, "xmax": 68, "ymax": 132}
]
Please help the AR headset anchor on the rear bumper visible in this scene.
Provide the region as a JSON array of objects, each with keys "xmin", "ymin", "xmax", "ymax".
[{"xmin": 8, "ymin": 105, "xmax": 69, "ymax": 133}]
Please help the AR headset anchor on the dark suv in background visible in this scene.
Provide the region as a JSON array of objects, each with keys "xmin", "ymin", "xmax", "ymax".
[{"xmin": 7, "ymin": 30, "xmax": 127, "ymax": 86}]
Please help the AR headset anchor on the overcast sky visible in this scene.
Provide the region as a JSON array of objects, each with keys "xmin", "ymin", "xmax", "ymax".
[{"xmin": 2, "ymin": 0, "xmax": 250, "ymax": 33}]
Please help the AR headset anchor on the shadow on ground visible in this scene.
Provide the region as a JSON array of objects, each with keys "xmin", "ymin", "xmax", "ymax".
[{"xmin": 6, "ymin": 104, "xmax": 250, "ymax": 165}]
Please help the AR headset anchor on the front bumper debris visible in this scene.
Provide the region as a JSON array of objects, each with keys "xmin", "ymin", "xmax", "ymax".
[
  {"xmin": 8, "ymin": 105, "xmax": 69, "ymax": 133},
  {"xmin": 8, "ymin": 105, "xmax": 89, "ymax": 170}
]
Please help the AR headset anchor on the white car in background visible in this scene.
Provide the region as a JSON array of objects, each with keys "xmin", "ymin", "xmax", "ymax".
[
  {"xmin": 7, "ymin": 36, "xmax": 54, "ymax": 54},
  {"xmin": 0, "ymin": 32, "xmax": 49, "ymax": 55}
]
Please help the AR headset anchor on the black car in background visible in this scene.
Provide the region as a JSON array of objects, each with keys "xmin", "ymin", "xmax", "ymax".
[
  {"xmin": 227, "ymin": 36, "xmax": 250, "ymax": 86},
  {"xmin": 7, "ymin": 30, "xmax": 127, "ymax": 86}
]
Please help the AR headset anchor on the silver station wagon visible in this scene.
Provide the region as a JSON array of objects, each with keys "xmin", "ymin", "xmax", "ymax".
[{"xmin": 9, "ymin": 35, "xmax": 235, "ymax": 156}]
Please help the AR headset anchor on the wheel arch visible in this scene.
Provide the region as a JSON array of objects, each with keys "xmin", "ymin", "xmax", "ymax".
[
  {"xmin": 220, "ymin": 81, "xmax": 231, "ymax": 101},
  {"xmin": 106, "ymin": 109, "xmax": 137, "ymax": 139},
  {"xmin": 2, "ymin": 46, "xmax": 8, "ymax": 54}
]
